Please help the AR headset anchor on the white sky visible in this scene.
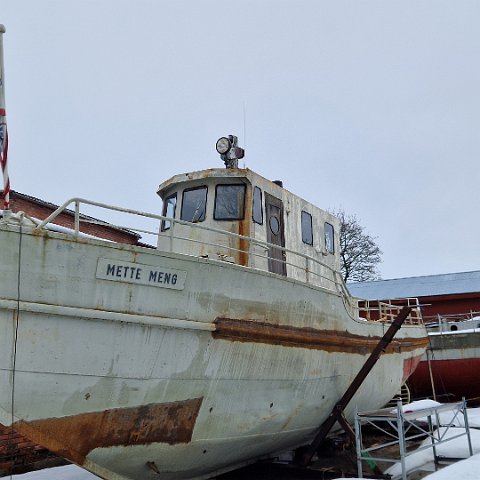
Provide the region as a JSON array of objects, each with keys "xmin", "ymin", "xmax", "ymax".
[{"xmin": 1, "ymin": 1, "xmax": 480, "ymax": 279}]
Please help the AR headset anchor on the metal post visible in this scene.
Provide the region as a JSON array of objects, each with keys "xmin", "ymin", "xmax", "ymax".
[
  {"xmin": 463, "ymin": 398, "xmax": 473, "ymax": 457},
  {"xmin": 354, "ymin": 406, "xmax": 363, "ymax": 478},
  {"xmin": 426, "ymin": 348, "xmax": 437, "ymax": 401},
  {"xmin": 169, "ymin": 220, "xmax": 174, "ymax": 252},
  {"xmin": 432, "ymin": 407, "xmax": 442, "ymax": 470},
  {"xmin": 396, "ymin": 400, "xmax": 408, "ymax": 480},
  {"xmin": 74, "ymin": 200, "xmax": 80, "ymax": 236},
  {"xmin": 0, "ymin": 24, "xmax": 11, "ymax": 211},
  {"xmin": 427, "ymin": 413, "xmax": 438, "ymax": 465}
]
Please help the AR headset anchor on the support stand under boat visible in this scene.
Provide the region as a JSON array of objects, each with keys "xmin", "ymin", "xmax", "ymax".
[
  {"xmin": 297, "ymin": 306, "xmax": 413, "ymax": 476},
  {"xmin": 355, "ymin": 398, "xmax": 473, "ymax": 480}
]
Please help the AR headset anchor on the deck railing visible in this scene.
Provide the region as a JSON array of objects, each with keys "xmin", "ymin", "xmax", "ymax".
[
  {"xmin": 33, "ymin": 198, "xmax": 422, "ymax": 325},
  {"xmin": 423, "ymin": 311, "xmax": 480, "ymax": 324},
  {"xmin": 422, "ymin": 311, "xmax": 480, "ymax": 333},
  {"xmin": 357, "ymin": 297, "xmax": 423, "ymax": 325}
]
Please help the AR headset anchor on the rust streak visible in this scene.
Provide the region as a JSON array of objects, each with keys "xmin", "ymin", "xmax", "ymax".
[
  {"xmin": 213, "ymin": 318, "xmax": 429, "ymax": 354},
  {"xmin": 13, "ymin": 398, "xmax": 203, "ymax": 465},
  {"xmin": 237, "ymin": 185, "xmax": 252, "ymax": 267}
]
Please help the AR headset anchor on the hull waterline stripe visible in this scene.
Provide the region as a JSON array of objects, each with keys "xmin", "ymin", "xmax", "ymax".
[
  {"xmin": 213, "ymin": 318, "xmax": 429, "ymax": 354},
  {"xmin": 0, "ymin": 299, "xmax": 215, "ymax": 332},
  {"xmin": 0, "ymin": 300, "xmax": 428, "ymax": 353}
]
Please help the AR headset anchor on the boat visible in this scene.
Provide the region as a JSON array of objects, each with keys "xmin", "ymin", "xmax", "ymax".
[
  {"xmin": 0, "ymin": 137, "xmax": 429, "ymax": 479},
  {"xmin": 408, "ymin": 314, "xmax": 480, "ymax": 404}
]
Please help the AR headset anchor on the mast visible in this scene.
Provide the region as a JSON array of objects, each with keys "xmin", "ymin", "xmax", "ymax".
[{"xmin": 0, "ymin": 24, "xmax": 10, "ymax": 210}]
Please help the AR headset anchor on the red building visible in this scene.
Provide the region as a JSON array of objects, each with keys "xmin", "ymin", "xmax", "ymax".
[
  {"xmin": 1, "ymin": 190, "xmax": 141, "ymax": 245},
  {"xmin": 348, "ymin": 271, "xmax": 480, "ymax": 321},
  {"xmin": 349, "ymin": 272, "xmax": 480, "ymax": 403}
]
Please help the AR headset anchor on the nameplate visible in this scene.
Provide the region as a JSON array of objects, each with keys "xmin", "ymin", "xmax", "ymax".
[{"xmin": 96, "ymin": 258, "xmax": 186, "ymax": 290}]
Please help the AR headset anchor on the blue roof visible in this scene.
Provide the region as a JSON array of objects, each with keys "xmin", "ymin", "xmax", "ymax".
[{"xmin": 348, "ymin": 271, "xmax": 480, "ymax": 300}]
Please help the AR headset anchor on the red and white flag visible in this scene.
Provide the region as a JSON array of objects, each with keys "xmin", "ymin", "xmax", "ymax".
[{"xmin": 0, "ymin": 25, "xmax": 9, "ymax": 210}]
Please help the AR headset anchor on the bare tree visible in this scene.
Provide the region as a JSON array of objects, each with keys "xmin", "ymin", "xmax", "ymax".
[{"xmin": 332, "ymin": 209, "xmax": 382, "ymax": 282}]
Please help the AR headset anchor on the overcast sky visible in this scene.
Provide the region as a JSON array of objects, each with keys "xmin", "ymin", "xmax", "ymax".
[{"xmin": 1, "ymin": 1, "xmax": 479, "ymax": 280}]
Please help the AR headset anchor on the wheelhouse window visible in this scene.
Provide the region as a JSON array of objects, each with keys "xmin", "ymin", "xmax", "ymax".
[
  {"xmin": 214, "ymin": 184, "xmax": 246, "ymax": 220},
  {"xmin": 161, "ymin": 193, "xmax": 177, "ymax": 231},
  {"xmin": 301, "ymin": 211, "xmax": 313, "ymax": 245},
  {"xmin": 324, "ymin": 222, "xmax": 335, "ymax": 254},
  {"xmin": 252, "ymin": 186, "xmax": 263, "ymax": 224},
  {"xmin": 181, "ymin": 186, "xmax": 208, "ymax": 223}
]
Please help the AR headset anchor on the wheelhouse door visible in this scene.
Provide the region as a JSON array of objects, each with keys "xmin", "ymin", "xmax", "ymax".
[{"xmin": 265, "ymin": 192, "xmax": 287, "ymax": 276}]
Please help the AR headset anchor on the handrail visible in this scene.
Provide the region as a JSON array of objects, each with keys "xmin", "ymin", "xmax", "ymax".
[
  {"xmin": 357, "ymin": 298, "xmax": 423, "ymax": 325},
  {"xmin": 423, "ymin": 311, "xmax": 480, "ymax": 323},
  {"xmin": 34, "ymin": 197, "xmax": 341, "ymax": 280},
  {"xmin": 32, "ymin": 197, "xmax": 422, "ymax": 326}
]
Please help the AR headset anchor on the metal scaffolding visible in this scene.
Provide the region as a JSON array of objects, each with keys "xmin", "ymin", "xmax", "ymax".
[{"xmin": 354, "ymin": 400, "xmax": 473, "ymax": 480}]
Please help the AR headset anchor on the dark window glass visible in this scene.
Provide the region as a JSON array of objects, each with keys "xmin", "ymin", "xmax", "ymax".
[
  {"xmin": 161, "ymin": 193, "xmax": 177, "ymax": 231},
  {"xmin": 301, "ymin": 211, "xmax": 313, "ymax": 245},
  {"xmin": 325, "ymin": 222, "xmax": 335, "ymax": 253},
  {"xmin": 252, "ymin": 186, "xmax": 263, "ymax": 224},
  {"xmin": 214, "ymin": 184, "xmax": 246, "ymax": 220},
  {"xmin": 181, "ymin": 187, "xmax": 208, "ymax": 222}
]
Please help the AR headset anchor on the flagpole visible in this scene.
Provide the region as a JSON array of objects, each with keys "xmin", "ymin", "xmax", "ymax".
[{"xmin": 0, "ymin": 24, "xmax": 10, "ymax": 211}]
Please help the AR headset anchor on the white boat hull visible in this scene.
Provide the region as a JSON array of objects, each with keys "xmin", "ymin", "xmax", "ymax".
[{"xmin": 0, "ymin": 223, "xmax": 428, "ymax": 479}]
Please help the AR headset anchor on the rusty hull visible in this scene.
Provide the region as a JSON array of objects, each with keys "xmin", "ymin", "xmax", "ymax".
[
  {"xmin": 0, "ymin": 216, "xmax": 429, "ymax": 480},
  {"xmin": 12, "ymin": 398, "xmax": 202, "ymax": 466},
  {"xmin": 214, "ymin": 317, "xmax": 429, "ymax": 354},
  {"xmin": 237, "ymin": 184, "xmax": 252, "ymax": 267}
]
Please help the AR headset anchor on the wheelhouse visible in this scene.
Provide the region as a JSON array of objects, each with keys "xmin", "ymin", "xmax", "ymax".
[{"xmin": 157, "ymin": 168, "xmax": 340, "ymax": 289}]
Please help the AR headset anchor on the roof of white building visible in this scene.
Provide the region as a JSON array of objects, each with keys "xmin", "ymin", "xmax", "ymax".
[{"xmin": 348, "ymin": 271, "xmax": 480, "ymax": 300}]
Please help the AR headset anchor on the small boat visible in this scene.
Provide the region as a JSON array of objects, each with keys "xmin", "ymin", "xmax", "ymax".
[
  {"xmin": 408, "ymin": 314, "xmax": 480, "ymax": 404},
  {"xmin": 0, "ymin": 138, "xmax": 428, "ymax": 479}
]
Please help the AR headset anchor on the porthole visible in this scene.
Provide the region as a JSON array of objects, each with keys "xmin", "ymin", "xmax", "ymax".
[{"xmin": 269, "ymin": 215, "xmax": 280, "ymax": 235}]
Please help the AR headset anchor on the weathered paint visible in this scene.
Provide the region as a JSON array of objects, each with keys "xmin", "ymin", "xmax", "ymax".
[
  {"xmin": 237, "ymin": 184, "xmax": 251, "ymax": 267},
  {"xmin": 0, "ymin": 199, "xmax": 428, "ymax": 480},
  {"xmin": 408, "ymin": 330, "xmax": 480, "ymax": 402},
  {"xmin": 409, "ymin": 358, "xmax": 480, "ymax": 402},
  {"xmin": 402, "ymin": 354, "xmax": 423, "ymax": 382},
  {"xmin": 13, "ymin": 398, "xmax": 202, "ymax": 465},
  {"xmin": 214, "ymin": 318, "xmax": 429, "ymax": 354},
  {"xmin": 156, "ymin": 168, "xmax": 340, "ymax": 286}
]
